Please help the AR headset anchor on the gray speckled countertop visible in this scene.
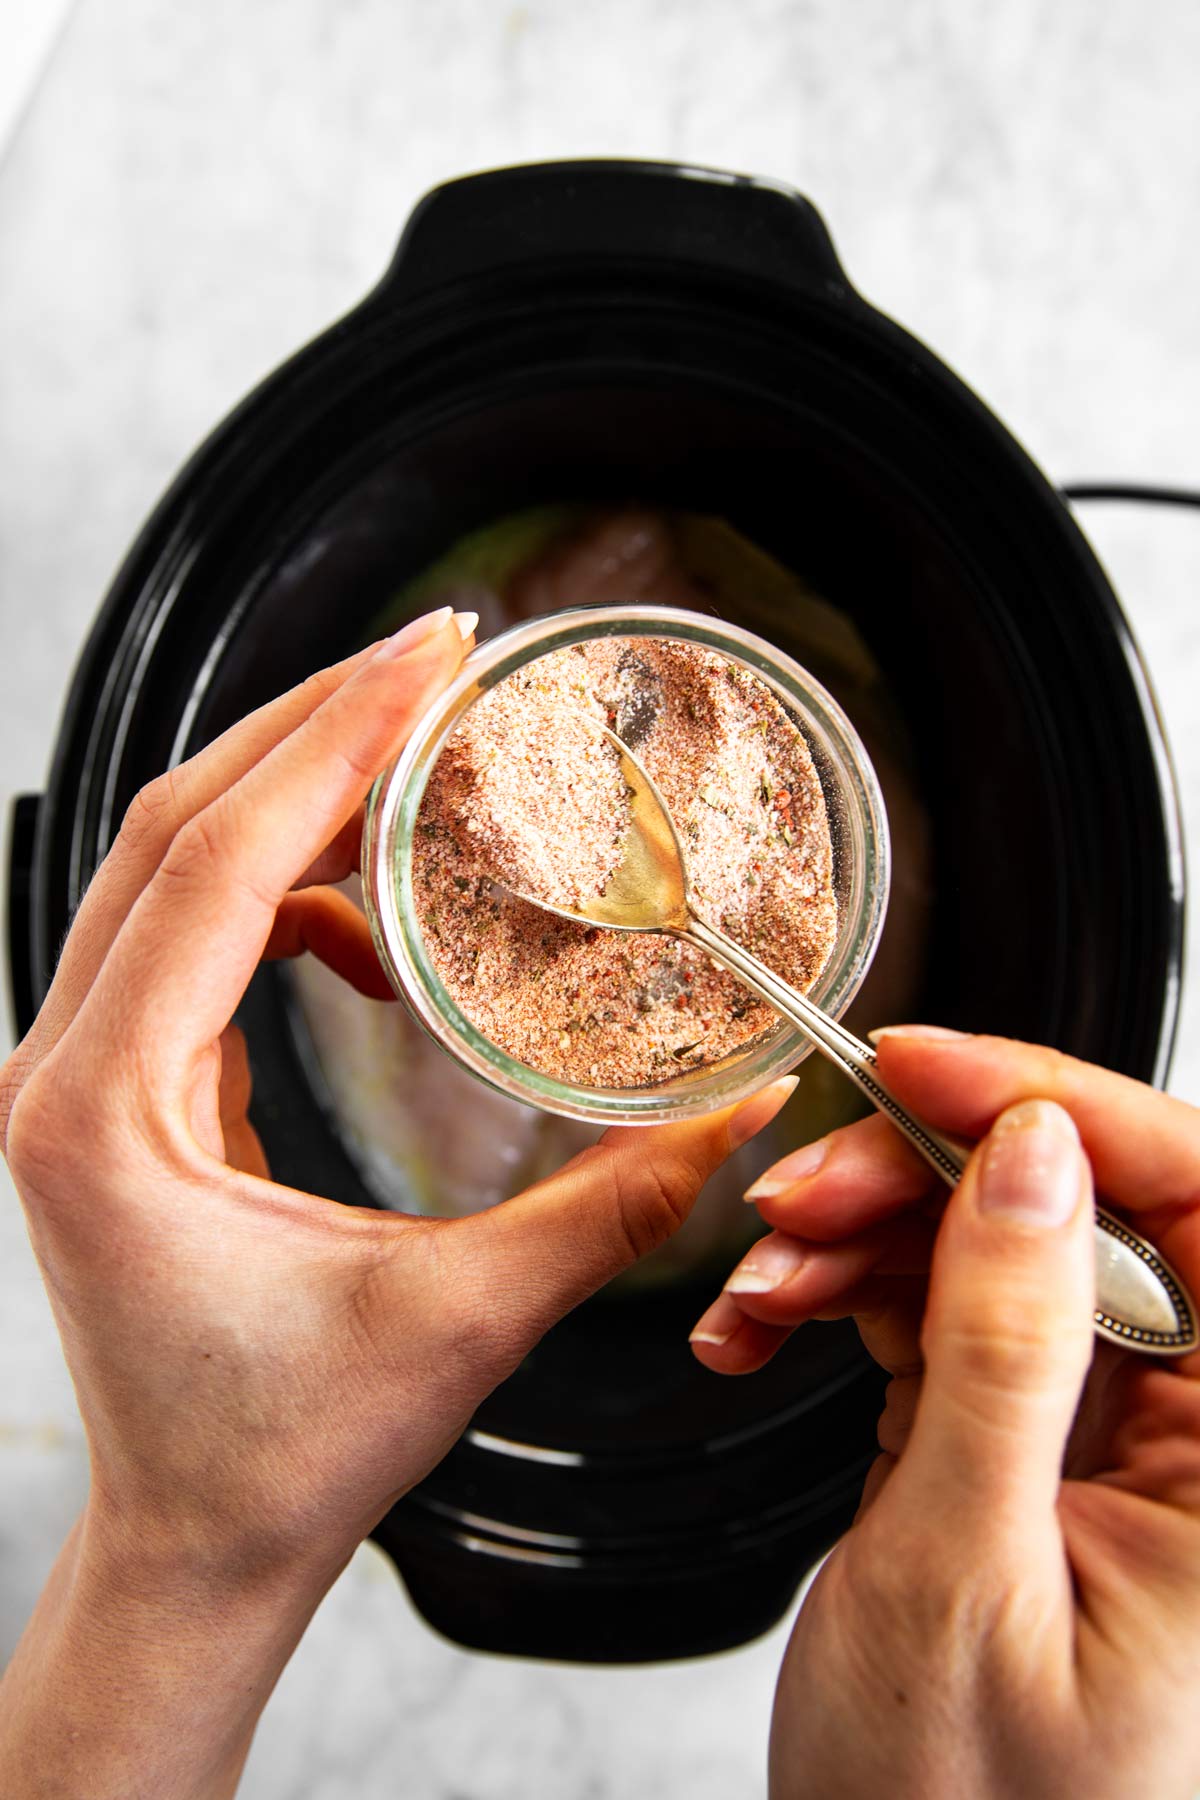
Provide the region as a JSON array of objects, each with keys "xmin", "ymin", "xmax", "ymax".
[{"xmin": 1, "ymin": 3, "xmax": 1198, "ymax": 1795}]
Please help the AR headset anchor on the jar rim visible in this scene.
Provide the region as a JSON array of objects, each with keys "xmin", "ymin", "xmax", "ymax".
[{"xmin": 363, "ymin": 604, "xmax": 891, "ymax": 1124}]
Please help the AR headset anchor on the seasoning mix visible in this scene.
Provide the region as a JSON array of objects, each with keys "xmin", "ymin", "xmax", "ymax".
[{"xmin": 411, "ymin": 635, "xmax": 838, "ymax": 1087}]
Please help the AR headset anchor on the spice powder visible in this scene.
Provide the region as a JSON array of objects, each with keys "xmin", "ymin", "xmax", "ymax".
[{"xmin": 411, "ymin": 636, "xmax": 838, "ymax": 1088}]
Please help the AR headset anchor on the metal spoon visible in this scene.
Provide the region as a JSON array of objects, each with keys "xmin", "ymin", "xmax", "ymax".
[{"xmin": 506, "ymin": 718, "xmax": 1198, "ymax": 1358}]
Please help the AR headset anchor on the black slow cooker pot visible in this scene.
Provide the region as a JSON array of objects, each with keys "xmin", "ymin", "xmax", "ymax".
[{"xmin": 6, "ymin": 161, "xmax": 1183, "ymax": 1663}]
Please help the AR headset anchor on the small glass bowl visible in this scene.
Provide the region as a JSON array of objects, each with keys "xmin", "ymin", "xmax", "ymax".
[{"xmin": 363, "ymin": 605, "xmax": 890, "ymax": 1125}]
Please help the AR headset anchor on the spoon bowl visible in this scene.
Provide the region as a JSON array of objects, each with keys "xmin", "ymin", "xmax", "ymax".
[{"xmin": 506, "ymin": 718, "xmax": 691, "ymax": 934}]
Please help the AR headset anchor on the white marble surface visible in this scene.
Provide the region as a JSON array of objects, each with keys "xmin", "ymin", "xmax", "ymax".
[
  {"xmin": 1, "ymin": 1, "xmax": 1199, "ymax": 1794},
  {"xmin": 0, "ymin": 0, "xmax": 74, "ymax": 161}
]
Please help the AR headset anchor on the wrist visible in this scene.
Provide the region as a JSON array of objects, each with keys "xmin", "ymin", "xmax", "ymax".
[
  {"xmin": 78, "ymin": 1481, "xmax": 344, "ymax": 1621},
  {"xmin": 0, "ymin": 1505, "xmax": 344, "ymax": 1800},
  {"xmin": 76, "ymin": 1454, "xmax": 352, "ymax": 1612}
]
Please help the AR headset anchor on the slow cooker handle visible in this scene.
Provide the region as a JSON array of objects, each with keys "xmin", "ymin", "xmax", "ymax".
[
  {"xmin": 376, "ymin": 160, "xmax": 852, "ymax": 305},
  {"xmin": 5, "ymin": 795, "xmax": 41, "ymax": 1041}
]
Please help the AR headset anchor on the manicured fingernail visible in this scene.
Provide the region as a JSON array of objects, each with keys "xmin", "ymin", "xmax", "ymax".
[
  {"xmin": 689, "ymin": 1298, "xmax": 737, "ymax": 1346},
  {"xmin": 727, "ymin": 1076, "xmax": 799, "ymax": 1151},
  {"xmin": 976, "ymin": 1100, "xmax": 1081, "ymax": 1227},
  {"xmin": 373, "ymin": 606, "xmax": 454, "ymax": 659},
  {"xmin": 869, "ymin": 1025, "xmax": 970, "ymax": 1043},
  {"xmin": 689, "ymin": 1291, "xmax": 745, "ymax": 1346},
  {"xmin": 454, "ymin": 610, "xmax": 480, "ymax": 641},
  {"xmin": 724, "ymin": 1232, "xmax": 806, "ymax": 1294},
  {"xmin": 744, "ymin": 1137, "xmax": 829, "ymax": 1201}
]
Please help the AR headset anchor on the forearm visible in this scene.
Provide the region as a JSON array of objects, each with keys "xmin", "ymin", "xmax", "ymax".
[{"xmin": 0, "ymin": 1505, "xmax": 338, "ymax": 1800}]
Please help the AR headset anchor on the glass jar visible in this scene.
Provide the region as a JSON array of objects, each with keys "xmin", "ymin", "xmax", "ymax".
[{"xmin": 363, "ymin": 604, "xmax": 890, "ymax": 1125}]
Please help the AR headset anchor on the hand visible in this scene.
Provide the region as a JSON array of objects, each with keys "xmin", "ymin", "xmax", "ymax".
[
  {"xmin": 0, "ymin": 606, "xmax": 795, "ymax": 1800},
  {"xmin": 691, "ymin": 1029, "xmax": 1200, "ymax": 1800}
]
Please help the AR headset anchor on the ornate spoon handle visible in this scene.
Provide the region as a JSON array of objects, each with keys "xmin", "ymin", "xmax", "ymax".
[{"xmin": 682, "ymin": 914, "xmax": 1198, "ymax": 1358}]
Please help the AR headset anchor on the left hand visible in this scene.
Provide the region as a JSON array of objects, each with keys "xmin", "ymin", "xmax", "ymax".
[
  {"xmin": 0, "ymin": 607, "xmax": 793, "ymax": 1800},
  {"xmin": 1, "ymin": 606, "xmax": 791, "ymax": 1575}
]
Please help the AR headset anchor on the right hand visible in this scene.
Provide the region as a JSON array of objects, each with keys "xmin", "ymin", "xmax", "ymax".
[{"xmin": 692, "ymin": 1031, "xmax": 1200, "ymax": 1800}]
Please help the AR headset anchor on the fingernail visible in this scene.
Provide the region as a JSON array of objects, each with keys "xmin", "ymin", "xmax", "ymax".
[
  {"xmin": 869, "ymin": 1025, "xmax": 970, "ymax": 1043},
  {"xmin": 724, "ymin": 1233, "xmax": 807, "ymax": 1294},
  {"xmin": 689, "ymin": 1298, "xmax": 737, "ymax": 1347},
  {"xmin": 454, "ymin": 610, "xmax": 480, "ymax": 641},
  {"xmin": 373, "ymin": 606, "xmax": 454, "ymax": 659},
  {"xmin": 743, "ymin": 1137, "xmax": 829, "ymax": 1201},
  {"xmin": 727, "ymin": 1076, "xmax": 799, "ymax": 1151},
  {"xmin": 976, "ymin": 1100, "xmax": 1081, "ymax": 1227}
]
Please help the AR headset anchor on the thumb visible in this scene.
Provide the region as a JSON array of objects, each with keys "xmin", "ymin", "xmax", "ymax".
[
  {"xmin": 893, "ymin": 1099, "xmax": 1095, "ymax": 1533},
  {"xmin": 449, "ymin": 1075, "xmax": 799, "ymax": 1349}
]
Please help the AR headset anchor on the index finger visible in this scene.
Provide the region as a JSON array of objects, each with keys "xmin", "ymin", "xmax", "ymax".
[
  {"xmin": 871, "ymin": 1030, "xmax": 1200, "ymax": 1218},
  {"xmin": 18, "ymin": 640, "xmax": 383, "ymax": 1087},
  {"xmin": 25, "ymin": 613, "xmax": 473, "ymax": 1060},
  {"xmin": 81, "ymin": 608, "xmax": 468, "ymax": 1071},
  {"xmin": 875, "ymin": 1030, "xmax": 1200, "ymax": 1356}
]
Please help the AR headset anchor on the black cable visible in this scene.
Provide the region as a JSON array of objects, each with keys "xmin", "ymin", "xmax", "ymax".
[{"xmin": 1060, "ymin": 482, "xmax": 1200, "ymax": 511}]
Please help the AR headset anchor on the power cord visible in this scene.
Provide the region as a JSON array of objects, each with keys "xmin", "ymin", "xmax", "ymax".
[{"xmin": 1060, "ymin": 482, "xmax": 1200, "ymax": 511}]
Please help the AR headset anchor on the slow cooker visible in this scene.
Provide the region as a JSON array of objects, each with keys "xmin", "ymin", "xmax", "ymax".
[{"xmin": 5, "ymin": 160, "xmax": 1183, "ymax": 1663}]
